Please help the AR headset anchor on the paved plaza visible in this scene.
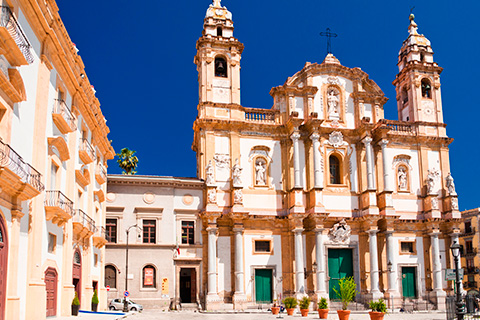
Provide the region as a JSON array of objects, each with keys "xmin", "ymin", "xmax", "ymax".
[{"xmin": 120, "ymin": 310, "xmax": 447, "ymax": 320}]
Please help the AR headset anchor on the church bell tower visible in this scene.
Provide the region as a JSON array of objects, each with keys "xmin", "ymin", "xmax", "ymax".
[
  {"xmin": 393, "ymin": 14, "xmax": 444, "ymax": 124},
  {"xmin": 194, "ymin": 0, "xmax": 244, "ymax": 105}
]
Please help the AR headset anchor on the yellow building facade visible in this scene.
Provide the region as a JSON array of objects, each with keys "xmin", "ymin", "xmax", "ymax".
[
  {"xmin": 193, "ymin": 1, "xmax": 462, "ymax": 311},
  {"xmin": 460, "ymin": 208, "xmax": 480, "ymax": 294},
  {"xmin": 0, "ymin": 0, "xmax": 113, "ymax": 319}
]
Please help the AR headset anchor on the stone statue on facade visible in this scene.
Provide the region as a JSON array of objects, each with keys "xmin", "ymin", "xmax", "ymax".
[
  {"xmin": 426, "ymin": 170, "xmax": 437, "ymax": 194},
  {"xmin": 327, "ymin": 89, "xmax": 339, "ymax": 118},
  {"xmin": 207, "ymin": 189, "xmax": 216, "ymax": 203},
  {"xmin": 233, "ymin": 189, "xmax": 243, "ymax": 204},
  {"xmin": 206, "ymin": 160, "xmax": 215, "ymax": 185},
  {"xmin": 446, "ymin": 173, "xmax": 456, "ymax": 195},
  {"xmin": 232, "ymin": 158, "xmax": 242, "ymax": 186},
  {"xmin": 398, "ymin": 167, "xmax": 408, "ymax": 190},
  {"xmin": 255, "ymin": 160, "xmax": 266, "ymax": 185}
]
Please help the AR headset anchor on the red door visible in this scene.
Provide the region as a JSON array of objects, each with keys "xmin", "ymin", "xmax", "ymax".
[
  {"xmin": 73, "ymin": 249, "xmax": 82, "ymax": 304},
  {"xmin": 0, "ymin": 217, "xmax": 8, "ymax": 320},
  {"xmin": 45, "ymin": 268, "xmax": 57, "ymax": 317}
]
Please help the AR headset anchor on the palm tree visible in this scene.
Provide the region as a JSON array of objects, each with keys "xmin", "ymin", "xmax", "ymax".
[{"xmin": 116, "ymin": 148, "xmax": 138, "ymax": 175}]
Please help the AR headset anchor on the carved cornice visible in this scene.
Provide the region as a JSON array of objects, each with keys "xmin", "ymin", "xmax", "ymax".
[{"xmin": 107, "ymin": 175, "xmax": 204, "ymax": 189}]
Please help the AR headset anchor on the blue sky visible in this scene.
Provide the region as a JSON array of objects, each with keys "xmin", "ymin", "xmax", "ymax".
[{"xmin": 57, "ymin": 0, "xmax": 480, "ymax": 211}]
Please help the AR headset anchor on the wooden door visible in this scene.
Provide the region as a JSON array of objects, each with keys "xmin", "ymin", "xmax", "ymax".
[
  {"xmin": 402, "ymin": 267, "xmax": 417, "ymax": 298},
  {"xmin": 255, "ymin": 269, "xmax": 273, "ymax": 303},
  {"xmin": 328, "ymin": 249, "xmax": 353, "ymax": 299},
  {"xmin": 0, "ymin": 218, "xmax": 7, "ymax": 320},
  {"xmin": 45, "ymin": 268, "xmax": 57, "ymax": 317}
]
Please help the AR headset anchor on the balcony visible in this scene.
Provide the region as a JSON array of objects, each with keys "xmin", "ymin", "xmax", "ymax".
[
  {"xmin": 244, "ymin": 108, "xmax": 277, "ymax": 123},
  {"xmin": 95, "ymin": 162, "xmax": 107, "ymax": 184},
  {"xmin": 375, "ymin": 119, "xmax": 417, "ymax": 135},
  {"xmin": 75, "ymin": 167, "xmax": 90, "ymax": 188},
  {"xmin": 72, "ymin": 209, "xmax": 96, "ymax": 239},
  {"xmin": 79, "ymin": 139, "xmax": 95, "ymax": 164},
  {"xmin": 93, "ymin": 226, "xmax": 108, "ymax": 248},
  {"xmin": 464, "ymin": 281, "xmax": 478, "ymax": 289},
  {"xmin": 464, "ymin": 248, "xmax": 478, "ymax": 257},
  {"xmin": 0, "ymin": 6, "xmax": 33, "ymax": 66},
  {"xmin": 462, "ymin": 227, "xmax": 476, "ymax": 237},
  {"xmin": 52, "ymin": 99, "xmax": 76, "ymax": 134},
  {"xmin": 44, "ymin": 190, "xmax": 73, "ymax": 227},
  {"xmin": 0, "ymin": 139, "xmax": 44, "ymax": 201}
]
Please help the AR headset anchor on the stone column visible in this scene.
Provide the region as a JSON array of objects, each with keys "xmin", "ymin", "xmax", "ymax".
[
  {"xmin": 385, "ymin": 231, "xmax": 398, "ymax": 294},
  {"xmin": 368, "ymin": 229, "xmax": 381, "ymax": 298},
  {"xmin": 207, "ymin": 227, "xmax": 219, "ymax": 299},
  {"xmin": 363, "ymin": 137, "xmax": 376, "ymax": 190},
  {"xmin": 450, "ymin": 233, "xmax": 463, "ymax": 292},
  {"xmin": 430, "ymin": 232, "xmax": 443, "ymax": 291},
  {"xmin": 310, "ymin": 133, "xmax": 322, "ymax": 188},
  {"xmin": 315, "ymin": 228, "xmax": 327, "ymax": 296},
  {"xmin": 291, "ymin": 132, "xmax": 302, "ymax": 188},
  {"xmin": 233, "ymin": 227, "xmax": 246, "ymax": 303},
  {"xmin": 294, "ymin": 228, "xmax": 306, "ymax": 296},
  {"xmin": 379, "ymin": 139, "xmax": 392, "ymax": 191}
]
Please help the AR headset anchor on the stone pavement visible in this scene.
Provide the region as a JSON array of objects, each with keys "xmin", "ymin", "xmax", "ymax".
[
  {"xmin": 123, "ymin": 310, "xmax": 447, "ymax": 320},
  {"xmin": 57, "ymin": 311, "xmax": 127, "ymax": 320}
]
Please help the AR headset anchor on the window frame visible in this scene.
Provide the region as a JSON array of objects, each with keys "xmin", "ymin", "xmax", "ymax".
[
  {"xmin": 328, "ymin": 154, "xmax": 341, "ymax": 185},
  {"xmin": 399, "ymin": 240, "xmax": 417, "ymax": 255},
  {"xmin": 252, "ymin": 239, "xmax": 274, "ymax": 255},
  {"xmin": 181, "ymin": 221, "xmax": 195, "ymax": 245},
  {"xmin": 421, "ymin": 78, "xmax": 432, "ymax": 99},
  {"xmin": 142, "ymin": 219, "xmax": 156, "ymax": 244},
  {"xmin": 142, "ymin": 265, "xmax": 157, "ymax": 289},
  {"xmin": 214, "ymin": 56, "xmax": 228, "ymax": 78},
  {"xmin": 105, "ymin": 218, "xmax": 117, "ymax": 243},
  {"xmin": 105, "ymin": 265, "xmax": 117, "ymax": 289}
]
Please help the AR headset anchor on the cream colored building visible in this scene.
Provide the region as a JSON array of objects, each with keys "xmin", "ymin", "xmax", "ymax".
[
  {"xmin": 193, "ymin": 1, "xmax": 462, "ymax": 311},
  {"xmin": 459, "ymin": 208, "xmax": 480, "ymax": 294},
  {"xmin": 0, "ymin": 0, "xmax": 113, "ymax": 319}
]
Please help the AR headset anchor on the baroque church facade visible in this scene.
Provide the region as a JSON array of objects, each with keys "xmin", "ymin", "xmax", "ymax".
[{"xmin": 192, "ymin": 0, "xmax": 462, "ymax": 310}]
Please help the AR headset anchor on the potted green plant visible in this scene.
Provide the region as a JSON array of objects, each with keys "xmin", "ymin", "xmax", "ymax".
[
  {"xmin": 271, "ymin": 300, "xmax": 280, "ymax": 315},
  {"xmin": 332, "ymin": 277, "xmax": 357, "ymax": 320},
  {"xmin": 317, "ymin": 297, "xmax": 329, "ymax": 319},
  {"xmin": 299, "ymin": 296, "xmax": 311, "ymax": 317},
  {"xmin": 368, "ymin": 299, "xmax": 387, "ymax": 320},
  {"xmin": 91, "ymin": 289, "xmax": 99, "ymax": 312},
  {"xmin": 282, "ymin": 297, "xmax": 298, "ymax": 316},
  {"xmin": 71, "ymin": 291, "xmax": 80, "ymax": 316}
]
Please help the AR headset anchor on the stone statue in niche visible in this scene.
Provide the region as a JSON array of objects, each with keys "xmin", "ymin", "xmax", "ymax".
[
  {"xmin": 398, "ymin": 167, "xmax": 408, "ymax": 191},
  {"xmin": 255, "ymin": 159, "xmax": 267, "ymax": 185},
  {"xmin": 233, "ymin": 189, "xmax": 243, "ymax": 204},
  {"xmin": 446, "ymin": 173, "xmax": 456, "ymax": 196},
  {"xmin": 207, "ymin": 189, "xmax": 216, "ymax": 203},
  {"xmin": 206, "ymin": 160, "xmax": 215, "ymax": 185},
  {"xmin": 232, "ymin": 158, "xmax": 242, "ymax": 186},
  {"xmin": 327, "ymin": 88, "xmax": 340, "ymax": 119}
]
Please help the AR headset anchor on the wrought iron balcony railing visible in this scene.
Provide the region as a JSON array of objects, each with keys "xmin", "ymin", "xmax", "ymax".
[
  {"xmin": 0, "ymin": 6, "xmax": 33, "ymax": 63},
  {"xmin": 462, "ymin": 227, "xmax": 476, "ymax": 236},
  {"xmin": 95, "ymin": 161, "xmax": 107, "ymax": 183},
  {"xmin": 44, "ymin": 190, "xmax": 74, "ymax": 216},
  {"xmin": 464, "ymin": 281, "xmax": 477, "ymax": 288},
  {"xmin": 0, "ymin": 139, "xmax": 44, "ymax": 192},
  {"xmin": 79, "ymin": 138, "xmax": 95, "ymax": 164},
  {"xmin": 53, "ymin": 99, "xmax": 77, "ymax": 132},
  {"xmin": 73, "ymin": 209, "xmax": 96, "ymax": 234},
  {"xmin": 464, "ymin": 248, "xmax": 478, "ymax": 257}
]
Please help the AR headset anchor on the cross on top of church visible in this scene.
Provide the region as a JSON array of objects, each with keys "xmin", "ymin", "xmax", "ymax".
[{"xmin": 320, "ymin": 28, "xmax": 338, "ymax": 54}]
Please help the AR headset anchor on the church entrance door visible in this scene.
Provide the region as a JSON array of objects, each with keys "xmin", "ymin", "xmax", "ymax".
[
  {"xmin": 45, "ymin": 268, "xmax": 57, "ymax": 317},
  {"xmin": 179, "ymin": 268, "xmax": 196, "ymax": 303},
  {"xmin": 0, "ymin": 217, "xmax": 7, "ymax": 320},
  {"xmin": 328, "ymin": 248, "xmax": 353, "ymax": 299},
  {"xmin": 255, "ymin": 269, "xmax": 272, "ymax": 303},
  {"xmin": 401, "ymin": 266, "xmax": 417, "ymax": 298}
]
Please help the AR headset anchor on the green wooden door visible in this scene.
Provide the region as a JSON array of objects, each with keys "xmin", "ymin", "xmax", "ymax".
[
  {"xmin": 402, "ymin": 267, "xmax": 417, "ymax": 298},
  {"xmin": 255, "ymin": 269, "xmax": 273, "ymax": 303},
  {"xmin": 328, "ymin": 249, "xmax": 354, "ymax": 299}
]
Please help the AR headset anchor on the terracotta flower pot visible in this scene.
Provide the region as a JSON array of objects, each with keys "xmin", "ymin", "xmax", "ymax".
[
  {"xmin": 318, "ymin": 308, "xmax": 329, "ymax": 319},
  {"xmin": 286, "ymin": 308, "xmax": 295, "ymax": 315},
  {"xmin": 272, "ymin": 307, "xmax": 280, "ymax": 315},
  {"xmin": 368, "ymin": 311, "xmax": 385, "ymax": 320},
  {"xmin": 337, "ymin": 309, "xmax": 351, "ymax": 320},
  {"xmin": 300, "ymin": 309, "xmax": 309, "ymax": 317}
]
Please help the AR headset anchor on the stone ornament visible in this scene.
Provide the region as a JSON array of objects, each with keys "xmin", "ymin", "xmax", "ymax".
[
  {"xmin": 324, "ymin": 131, "xmax": 349, "ymax": 149},
  {"xmin": 206, "ymin": 160, "xmax": 215, "ymax": 185},
  {"xmin": 451, "ymin": 197, "xmax": 459, "ymax": 210},
  {"xmin": 143, "ymin": 192, "xmax": 155, "ymax": 204},
  {"xmin": 214, "ymin": 153, "xmax": 230, "ymax": 169},
  {"xmin": 398, "ymin": 166, "xmax": 408, "ymax": 191},
  {"xmin": 431, "ymin": 197, "xmax": 438, "ymax": 210},
  {"xmin": 207, "ymin": 189, "xmax": 216, "ymax": 204},
  {"xmin": 329, "ymin": 219, "xmax": 351, "ymax": 243},
  {"xmin": 106, "ymin": 192, "xmax": 116, "ymax": 203},
  {"xmin": 182, "ymin": 194, "xmax": 194, "ymax": 206},
  {"xmin": 426, "ymin": 169, "xmax": 439, "ymax": 194},
  {"xmin": 233, "ymin": 189, "xmax": 243, "ymax": 204},
  {"xmin": 327, "ymin": 87, "xmax": 340, "ymax": 119},
  {"xmin": 446, "ymin": 173, "xmax": 456, "ymax": 196},
  {"xmin": 255, "ymin": 158, "xmax": 267, "ymax": 185},
  {"xmin": 232, "ymin": 158, "xmax": 242, "ymax": 186}
]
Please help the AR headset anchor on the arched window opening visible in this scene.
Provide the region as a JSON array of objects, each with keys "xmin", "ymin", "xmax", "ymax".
[
  {"xmin": 421, "ymin": 79, "xmax": 431, "ymax": 98},
  {"xmin": 216, "ymin": 27, "xmax": 223, "ymax": 37},
  {"xmin": 420, "ymin": 51, "xmax": 425, "ymax": 62},
  {"xmin": 142, "ymin": 265, "xmax": 156, "ymax": 288},
  {"xmin": 215, "ymin": 57, "xmax": 227, "ymax": 78},
  {"xmin": 105, "ymin": 265, "xmax": 117, "ymax": 289},
  {"xmin": 402, "ymin": 86, "xmax": 408, "ymax": 105},
  {"xmin": 329, "ymin": 155, "xmax": 341, "ymax": 185}
]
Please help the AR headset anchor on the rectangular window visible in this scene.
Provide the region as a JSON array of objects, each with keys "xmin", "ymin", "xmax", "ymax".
[
  {"xmin": 105, "ymin": 219, "xmax": 117, "ymax": 243},
  {"xmin": 254, "ymin": 240, "xmax": 272, "ymax": 253},
  {"xmin": 400, "ymin": 241, "xmax": 415, "ymax": 254},
  {"xmin": 181, "ymin": 221, "xmax": 195, "ymax": 244},
  {"xmin": 94, "ymin": 254, "xmax": 98, "ymax": 267},
  {"xmin": 466, "ymin": 240, "xmax": 474, "ymax": 254},
  {"xmin": 48, "ymin": 233, "xmax": 56, "ymax": 253},
  {"xmin": 465, "ymin": 221, "xmax": 472, "ymax": 234},
  {"xmin": 50, "ymin": 163, "xmax": 58, "ymax": 189},
  {"xmin": 143, "ymin": 220, "xmax": 156, "ymax": 244}
]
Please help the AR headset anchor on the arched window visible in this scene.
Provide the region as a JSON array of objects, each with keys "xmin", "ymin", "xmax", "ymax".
[
  {"xmin": 142, "ymin": 265, "xmax": 156, "ymax": 288},
  {"xmin": 402, "ymin": 86, "xmax": 408, "ymax": 105},
  {"xmin": 214, "ymin": 57, "xmax": 227, "ymax": 78},
  {"xmin": 105, "ymin": 265, "xmax": 117, "ymax": 289},
  {"xmin": 329, "ymin": 155, "xmax": 341, "ymax": 185},
  {"xmin": 216, "ymin": 26, "xmax": 223, "ymax": 37},
  {"xmin": 421, "ymin": 79, "xmax": 431, "ymax": 98}
]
